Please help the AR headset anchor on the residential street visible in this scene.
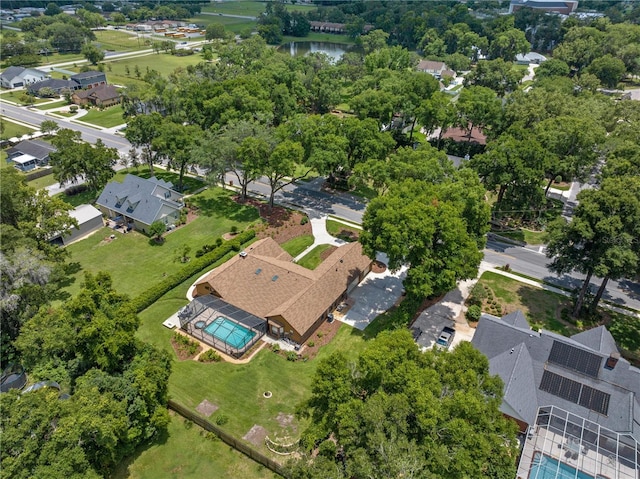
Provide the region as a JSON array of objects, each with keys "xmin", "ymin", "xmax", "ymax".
[{"xmin": 1, "ymin": 105, "xmax": 638, "ymax": 312}]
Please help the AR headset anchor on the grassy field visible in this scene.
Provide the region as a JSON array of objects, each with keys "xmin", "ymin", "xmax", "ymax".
[
  {"xmin": 61, "ymin": 185, "xmax": 260, "ymax": 299},
  {"xmin": 113, "ymin": 412, "xmax": 279, "ymax": 479},
  {"xmin": 78, "ymin": 106, "xmax": 126, "ymax": 128},
  {"xmin": 101, "ymin": 53, "xmax": 204, "ymax": 84},
  {"xmin": 0, "ymin": 120, "xmax": 36, "ymax": 140},
  {"xmin": 297, "ymin": 244, "xmax": 334, "ymax": 270},
  {"xmin": 188, "ymin": 14, "xmax": 256, "ymax": 33},
  {"xmin": 35, "ymin": 99, "xmax": 68, "ymax": 110},
  {"xmin": 475, "ymin": 271, "xmax": 574, "ymax": 335},
  {"xmin": 202, "ymin": 1, "xmax": 316, "ymax": 16},
  {"xmin": 280, "ymin": 234, "xmax": 314, "ymax": 257},
  {"xmin": 0, "ymin": 90, "xmax": 49, "ymax": 105},
  {"xmin": 94, "ymin": 30, "xmax": 148, "ymax": 53},
  {"xmin": 326, "ymin": 219, "xmax": 360, "ymax": 238},
  {"xmin": 27, "ymin": 171, "xmax": 57, "ymax": 190}
]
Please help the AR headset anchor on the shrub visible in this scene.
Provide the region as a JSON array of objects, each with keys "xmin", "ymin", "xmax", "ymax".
[
  {"xmin": 271, "ymin": 343, "xmax": 281, "ymax": 353},
  {"xmin": 172, "ymin": 332, "xmax": 198, "ymax": 355},
  {"xmin": 307, "ymin": 341, "xmax": 315, "ymax": 347},
  {"xmin": 230, "ymin": 225, "xmax": 238, "ymax": 234},
  {"xmin": 214, "ymin": 413, "xmax": 229, "ymax": 426},
  {"xmin": 300, "ymin": 216, "xmax": 309, "ymax": 225},
  {"xmin": 286, "ymin": 351, "xmax": 298, "ymax": 362},
  {"xmin": 69, "ymin": 105, "xmax": 78, "ymax": 113},
  {"xmin": 316, "ymin": 332, "xmax": 324, "ymax": 338},
  {"xmin": 198, "ymin": 349, "xmax": 222, "ymax": 362},
  {"xmin": 132, "ymin": 230, "xmax": 255, "ymax": 312},
  {"xmin": 466, "ymin": 305, "xmax": 481, "ymax": 322},
  {"xmin": 318, "ymin": 439, "xmax": 337, "ymax": 458}
]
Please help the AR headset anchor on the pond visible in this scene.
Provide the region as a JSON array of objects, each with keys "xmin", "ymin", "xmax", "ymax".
[{"xmin": 278, "ymin": 41, "xmax": 362, "ymax": 62}]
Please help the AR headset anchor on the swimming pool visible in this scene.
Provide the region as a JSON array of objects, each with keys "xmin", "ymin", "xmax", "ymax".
[
  {"xmin": 204, "ymin": 317, "xmax": 256, "ymax": 349},
  {"xmin": 529, "ymin": 452, "xmax": 594, "ymax": 479}
]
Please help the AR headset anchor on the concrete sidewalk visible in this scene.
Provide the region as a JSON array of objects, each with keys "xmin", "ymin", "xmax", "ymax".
[{"xmin": 293, "ymin": 211, "xmax": 345, "ymax": 261}]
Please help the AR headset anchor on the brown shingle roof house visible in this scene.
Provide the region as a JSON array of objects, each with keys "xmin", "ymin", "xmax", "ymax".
[
  {"xmin": 72, "ymin": 84, "xmax": 120, "ymax": 108},
  {"xmin": 194, "ymin": 238, "xmax": 372, "ymax": 344}
]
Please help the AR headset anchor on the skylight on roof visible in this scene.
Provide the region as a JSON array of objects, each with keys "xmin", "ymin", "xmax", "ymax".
[{"xmin": 272, "ymin": 275, "xmax": 279, "ymax": 282}]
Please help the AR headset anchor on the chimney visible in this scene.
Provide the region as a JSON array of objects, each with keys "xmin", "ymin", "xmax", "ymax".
[{"xmin": 604, "ymin": 352, "xmax": 620, "ymax": 370}]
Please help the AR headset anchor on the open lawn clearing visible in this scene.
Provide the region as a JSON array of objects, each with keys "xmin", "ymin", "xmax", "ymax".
[
  {"xmin": 94, "ymin": 30, "xmax": 148, "ymax": 53},
  {"xmin": 77, "ymin": 106, "xmax": 126, "ymax": 128},
  {"xmin": 0, "ymin": 90, "xmax": 49, "ymax": 105},
  {"xmin": 0, "ymin": 120, "xmax": 36, "ymax": 140},
  {"xmin": 35, "ymin": 99, "xmax": 68, "ymax": 110},
  {"xmin": 189, "ymin": 14, "xmax": 256, "ymax": 33},
  {"xmin": 113, "ymin": 412, "xmax": 279, "ymax": 479},
  {"xmin": 280, "ymin": 234, "xmax": 314, "ymax": 257},
  {"xmin": 61, "ymin": 186, "xmax": 259, "ymax": 299},
  {"xmin": 27, "ymin": 171, "xmax": 57, "ymax": 190},
  {"xmin": 297, "ymin": 244, "xmax": 334, "ymax": 270},
  {"xmin": 103, "ymin": 52, "xmax": 204, "ymax": 79},
  {"xmin": 202, "ymin": 1, "xmax": 314, "ymax": 16},
  {"xmin": 475, "ymin": 271, "xmax": 573, "ymax": 336},
  {"xmin": 49, "ymin": 111, "xmax": 75, "ymax": 118},
  {"xmin": 497, "ymin": 229, "xmax": 547, "ymax": 245}
]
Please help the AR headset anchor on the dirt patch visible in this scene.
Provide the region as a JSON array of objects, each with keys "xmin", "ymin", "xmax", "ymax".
[
  {"xmin": 237, "ymin": 196, "xmax": 312, "ymax": 244},
  {"xmin": 196, "ymin": 399, "xmax": 218, "ymax": 417},
  {"xmin": 221, "ymin": 232, "xmax": 239, "ymax": 241},
  {"xmin": 276, "ymin": 412, "xmax": 295, "ymax": 428},
  {"xmin": 319, "ymin": 245, "xmax": 338, "ymax": 261},
  {"xmin": 300, "ymin": 318, "xmax": 342, "ymax": 360},
  {"xmin": 371, "ymin": 261, "xmax": 386, "ymax": 274},
  {"xmin": 243, "ymin": 424, "xmax": 268, "ymax": 447}
]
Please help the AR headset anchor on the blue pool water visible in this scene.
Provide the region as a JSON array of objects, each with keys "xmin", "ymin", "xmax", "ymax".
[
  {"xmin": 204, "ymin": 317, "xmax": 256, "ymax": 349},
  {"xmin": 529, "ymin": 452, "xmax": 594, "ymax": 479}
]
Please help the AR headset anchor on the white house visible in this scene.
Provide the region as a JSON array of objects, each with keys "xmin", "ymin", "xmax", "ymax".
[{"xmin": 0, "ymin": 66, "xmax": 49, "ymax": 89}]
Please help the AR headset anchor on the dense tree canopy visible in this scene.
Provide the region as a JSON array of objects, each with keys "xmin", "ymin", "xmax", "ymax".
[{"xmin": 289, "ymin": 330, "xmax": 518, "ymax": 479}]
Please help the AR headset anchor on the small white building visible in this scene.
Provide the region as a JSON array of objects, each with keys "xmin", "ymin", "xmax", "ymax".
[
  {"xmin": 516, "ymin": 52, "xmax": 548, "ymax": 65},
  {"xmin": 50, "ymin": 204, "xmax": 104, "ymax": 246}
]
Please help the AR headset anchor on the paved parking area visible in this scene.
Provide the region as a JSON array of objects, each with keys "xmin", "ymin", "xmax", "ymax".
[
  {"xmin": 339, "ymin": 253, "xmax": 407, "ymax": 330},
  {"xmin": 412, "ymin": 279, "xmax": 476, "ymax": 350}
]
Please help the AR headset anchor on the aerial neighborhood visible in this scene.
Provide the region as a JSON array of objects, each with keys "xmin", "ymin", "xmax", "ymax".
[{"xmin": 1, "ymin": 1, "xmax": 640, "ymax": 478}]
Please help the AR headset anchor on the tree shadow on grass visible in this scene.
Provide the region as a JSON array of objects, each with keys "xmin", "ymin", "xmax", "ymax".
[
  {"xmin": 110, "ymin": 426, "xmax": 170, "ymax": 479},
  {"xmin": 137, "ymin": 170, "xmax": 204, "ymax": 194}
]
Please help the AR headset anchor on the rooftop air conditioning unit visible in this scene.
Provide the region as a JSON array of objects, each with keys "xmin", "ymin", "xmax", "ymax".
[{"xmin": 239, "ymin": 251, "xmax": 247, "ymax": 258}]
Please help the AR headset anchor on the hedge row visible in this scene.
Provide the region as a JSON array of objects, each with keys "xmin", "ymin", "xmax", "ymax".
[{"xmin": 132, "ymin": 229, "xmax": 256, "ymax": 313}]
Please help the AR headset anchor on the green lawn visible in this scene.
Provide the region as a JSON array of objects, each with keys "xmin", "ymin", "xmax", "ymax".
[
  {"xmin": 296, "ymin": 244, "xmax": 334, "ymax": 270},
  {"xmin": 35, "ymin": 99, "xmax": 68, "ymax": 110},
  {"xmin": 188, "ymin": 14, "xmax": 257, "ymax": 33},
  {"xmin": 280, "ymin": 234, "xmax": 314, "ymax": 257},
  {"xmin": 102, "ymin": 53, "xmax": 205, "ymax": 84},
  {"xmin": 475, "ymin": 271, "xmax": 574, "ymax": 336},
  {"xmin": 202, "ymin": 1, "xmax": 314, "ymax": 16},
  {"xmin": 326, "ymin": 219, "xmax": 360, "ymax": 241},
  {"xmin": 27, "ymin": 171, "xmax": 57, "ymax": 190},
  {"xmin": 497, "ymin": 229, "xmax": 547, "ymax": 245},
  {"xmin": 77, "ymin": 106, "xmax": 126, "ymax": 128},
  {"xmin": 113, "ymin": 412, "xmax": 279, "ymax": 479},
  {"xmin": 49, "ymin": 111, "xmax": 76, "ymax": 118},
  {"xmin": 0, "ymin": 120, "xmax": 36, "ymax": 140},
  {"xmin": 0, "ymin": 90, "xmax": 49, "ymax": 105},
  {"xmin": 61, "ymin": 186, "xmax": 260, "ymax": 299},
  {"xmin": 94, "ymin": 29, "xmax": 149, "ymax": 53}
]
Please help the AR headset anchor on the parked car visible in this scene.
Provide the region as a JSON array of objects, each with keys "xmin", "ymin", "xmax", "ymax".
[{"xmin": 435, "ymin": 326, "xmax": 455, "ymax": 349}]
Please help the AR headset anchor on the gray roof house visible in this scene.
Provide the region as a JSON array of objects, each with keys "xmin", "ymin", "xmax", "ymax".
[
  {"xmin": 27, "ymin": 78, "xmax": 80, "ymax": 95},
  {"xmin": 0, "ymin": 66, "xmax": 48, "ymax": 89},
  {"xmin": 472, "ymin": 311, "xmax": 640, "ymax": 479},
  {"xmin": 6, "ymin": 139, "xmax": 56, "ymax": 170},
  {"xmin": 70, "ymin": 71, "xmax": 107, "ymax": 89},
  {"xmin": 95, "ymin": 175, "xmax": 184, "ymax": 233},
  {"xmin": 509, "ymin": 0, "xmax": 578, "ymax": 14}
]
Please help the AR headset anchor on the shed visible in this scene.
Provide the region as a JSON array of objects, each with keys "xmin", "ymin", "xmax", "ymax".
[{"xmin": 50, "ymin": 204, "xmax": 104, "ymax": 246}]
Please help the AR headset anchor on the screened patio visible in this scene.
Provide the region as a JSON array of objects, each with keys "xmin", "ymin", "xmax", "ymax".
[{"xmin": 178, "ymin": 296, "xmax": 267, "ymax": 358}]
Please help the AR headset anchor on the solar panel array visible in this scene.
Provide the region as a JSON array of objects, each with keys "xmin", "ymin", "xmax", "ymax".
[
  {"xmin": 539, "ymin": 370, "xmax": 610, "ymax": 416},
  {"xmin": 548, "ymin": 341, "xmax": 602, "ymax": 378}
]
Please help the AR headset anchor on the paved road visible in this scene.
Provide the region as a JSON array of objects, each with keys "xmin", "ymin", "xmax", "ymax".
[
  {"xmin": 484, "ymin": 239, "xmax": 640, "ymax": 311},
  {"xmin": 0, "ymin": 102, "xmax": 131, "ymax": 153}
]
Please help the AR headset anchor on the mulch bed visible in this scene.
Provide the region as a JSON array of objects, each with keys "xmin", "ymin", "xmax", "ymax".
[
  {"xmin": 300, "ymin": 318, "xmax": 342, "ymax": 360},
  {"xmin": 170, "ymin": 336, "xmax": 203, "ymax": 361},
  {"xmin": 319, "ymin": 246, "xmax": 337, "ymax": 261},
  {"xmin": 235, "ymin": 196, "xmax": 312, "ymax": 244}
]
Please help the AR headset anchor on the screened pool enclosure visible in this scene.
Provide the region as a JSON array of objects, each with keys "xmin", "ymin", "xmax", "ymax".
[{"xmin": 178, "ymin": 296, "xmax": 267, "ymax": 358}]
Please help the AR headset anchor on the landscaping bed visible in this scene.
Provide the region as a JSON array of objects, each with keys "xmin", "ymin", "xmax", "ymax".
[
  {"xmin": 239, "ymin": 196, "xmax": 312, "ymax": 244},
  {"xmin": 171, "ymin": 332, "xmax": 203, "ymax": 360}
]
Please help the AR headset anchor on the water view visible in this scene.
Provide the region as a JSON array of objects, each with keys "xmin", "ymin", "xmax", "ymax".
[{"xmin": 279, "ymin": 41, "xmax": 362, "ymax": 62}]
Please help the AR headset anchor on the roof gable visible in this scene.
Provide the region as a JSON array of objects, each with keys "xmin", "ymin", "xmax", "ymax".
[
  {"xmin": 571, "ymin": 326, "xmax": 619, "ymax": 356},
  {"xmin": 6, "ymin": 139, "xmax": 56, "ymax": 160},
  {"xmin": 0, "ymin": 66, "xmax": 26, "ymax": 80}
]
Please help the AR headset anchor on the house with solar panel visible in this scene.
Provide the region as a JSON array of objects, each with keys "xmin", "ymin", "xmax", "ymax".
[
  {"xmin": 472, "ymin": 311, "xmax": 639, "ymax": 479},
  {"xmin": 180, "ymin": 238, "xmax": 372, "ymax": 357}
]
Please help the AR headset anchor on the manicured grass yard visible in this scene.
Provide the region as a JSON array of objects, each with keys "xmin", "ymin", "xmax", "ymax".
[
  {"xmin": 296, "ymin": 244, "xmax": 334, "ymax": 270},
  {"xmin": 0, "ymin": 90, "xmax": 49, "ymax": 105},
  {"xmin": 27, "ymin": 171, "xmax": 57, "ymax": 190},
  {"xmin": 94, "ymin": 30, "xmax": 149, "ymax": 53},
  {"xmin": 103, "ymin": 52, "xmax": 204, "ymax": 81},
  {"xmin": 0, "ymin": 120, "xmax": 36, "ymax": 140},
  {"xmin": 202, "ymin": 1, "xmax": 315, "ymax": 16},
  {"xmin": 61, "ymin": 186, "xmax": 260, "ymax": 299},
  {"xmin": 188, "ymin": 14, "xmax": 256, "ymax": 33},
  {"xmin": 498, "ymin": 229, "xmax": 548, "ymax": 245},
  {"xmin": 35, "ymin": 99, "xmax": 68, "ymax": 110},
  {"xmin": 280, "ymin": 234, "xmax": 314, "ymax": 257},
  {"xmin": 112, "ymin": 412, "xmax": 279, "ymax": 479},
  {"xmin": 476, "ymin": 271, "xmax": 574, "ymax": 336},
  {"xmin": 77, "ymin": 106, "xmax": 126, "ymax": 128},
  {"xmin": 326, "ymin": 219, "xmax": 360, "ymax": 238}
]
